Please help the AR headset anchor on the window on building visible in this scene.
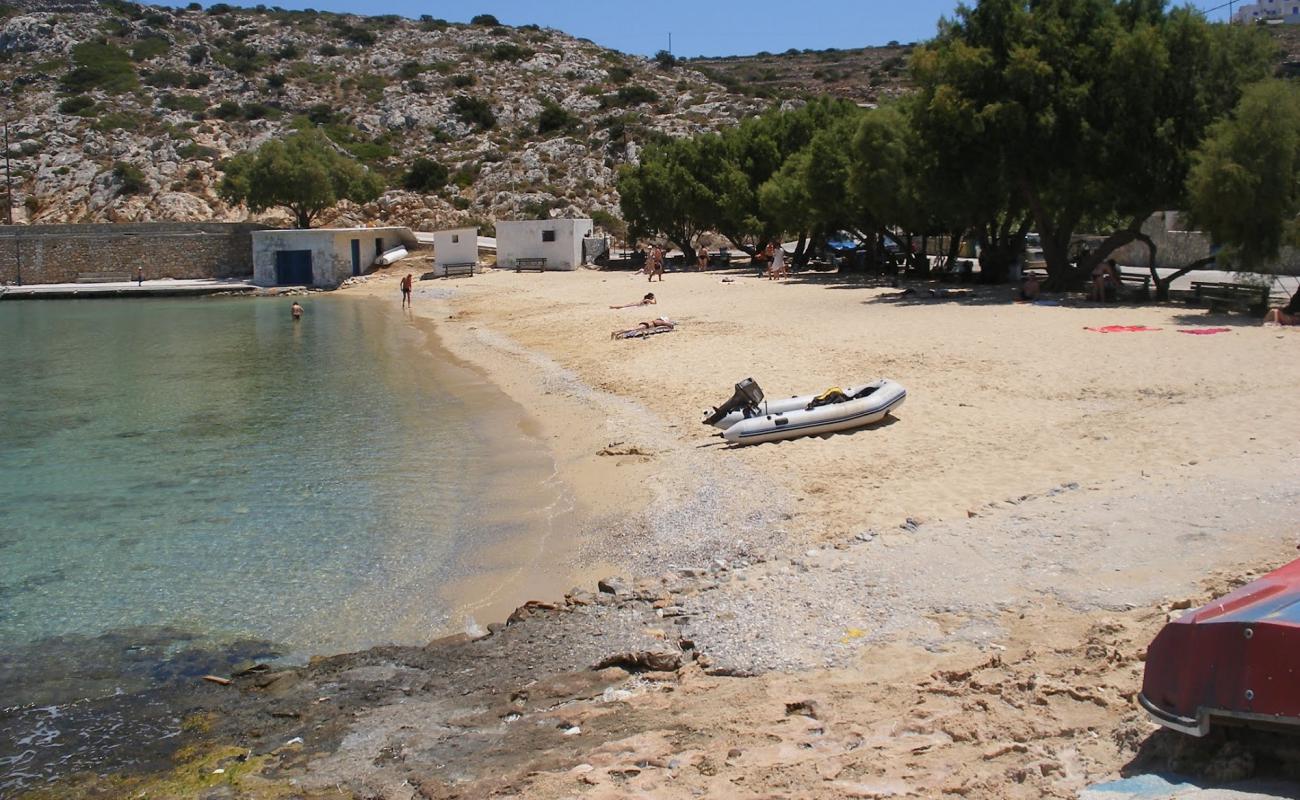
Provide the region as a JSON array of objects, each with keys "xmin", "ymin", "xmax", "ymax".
[
  {"xmin": 542, "ymin": 230, "xmax": 556, "ymax": 242},
  {"xmin": 451, "ymin": 234, "xmax": 459, "ymax": 243}
]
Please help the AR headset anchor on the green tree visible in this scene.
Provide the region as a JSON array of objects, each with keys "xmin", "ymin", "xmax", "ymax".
[
  {"xmin": 403, "ymin": 157, "xmax": 448, "ymax": 192},
  {"xmin": 60, "ymin": 40, "xmax": 139, "ymax": 94},
  {"xmin": 1186, "ymin": 80, "xmax": 1300, "ymax": 271},
  {"xmin": 218, "ymin": 129, "xmax": 383, "ymax": 228},
  {"xmin": 911, "ymin": 0, "xmax": 1273, "ymax": 288},
  {"xmin": 618, "ymin": 137, "xmax": 717, "ymax": 257}
]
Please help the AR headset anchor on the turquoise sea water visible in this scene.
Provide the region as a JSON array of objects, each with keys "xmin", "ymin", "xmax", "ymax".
[{"xmin": 0, "ymin": 296, "xmax": 561, "ymax": 705}]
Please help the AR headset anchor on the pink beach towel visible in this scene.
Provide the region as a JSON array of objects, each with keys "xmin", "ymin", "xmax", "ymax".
[
  {"xmin": 1178, "ymin": 327, "xmax": 1232, "ymax": 335},
  {"xmin": 1084, "ymin": 325, "xmax": 1163, "ymax": 333}
]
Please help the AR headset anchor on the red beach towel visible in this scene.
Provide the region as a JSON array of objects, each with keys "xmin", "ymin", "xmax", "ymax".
[
  {"xmin": 1177, "ymin": 327, "xmax": 1231, "ymax": 335},
  {"xmin": 1084, "ymin": 325, "xmax": 1163, "ymax": 333}
]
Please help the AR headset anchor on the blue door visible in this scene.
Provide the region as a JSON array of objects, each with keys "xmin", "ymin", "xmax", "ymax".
[
  {"xmin": 274, "ymin": 250, "xmax": 313, "ymax": 285},
  {"xmin": 350, "ymin": 239, "xmax": 361, "ymax": 276}
]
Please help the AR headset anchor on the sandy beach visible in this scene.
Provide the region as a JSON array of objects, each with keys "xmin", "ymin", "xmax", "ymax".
[
  {"xmin": 290, "ymin": 264, "xmax": 1299, "ymax": 797},
  {"xmin": 22, "ymin": 265, "xmax": 1300, "ymax": 799},
  {"xmin": 366, "ymin": 266, "xmax": 1300, "ymax": 547}
]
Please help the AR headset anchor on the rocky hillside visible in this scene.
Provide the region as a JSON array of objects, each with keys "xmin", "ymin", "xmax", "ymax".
[
  {"xmin": 690, "ymin": 44, "xmax": 914, "ymax": 106},
  {"xmin": 0, "ymin": 0, "xmax": 777, "ymax": 230}
]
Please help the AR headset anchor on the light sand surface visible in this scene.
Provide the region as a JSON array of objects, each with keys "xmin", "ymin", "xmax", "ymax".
[
  {"xmin": 338, "ymin": 267, "xmax": 1300, "ymax": 797},
  {"xmin": 356, "ymin": 267, "xmax": 1300, "ymax": 550}
]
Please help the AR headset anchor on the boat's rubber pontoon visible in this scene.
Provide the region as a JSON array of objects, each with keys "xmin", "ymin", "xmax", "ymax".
[
  {"xmin": 703, "ymin": 378, "xmax": 906, "ymax": 446},
  {"xmin": 1140, "ymin": 557, "xmax": 1300, "ymax": 737}
]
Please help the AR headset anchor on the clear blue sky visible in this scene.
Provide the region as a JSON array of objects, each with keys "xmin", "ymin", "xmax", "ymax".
[
  {"xmin": 177, "ymin": 1, "xmax": 955, "ymax": 56},
  {"xmin": 181, "ymin": 1, "xmax": 1234, "ymax": 57}
]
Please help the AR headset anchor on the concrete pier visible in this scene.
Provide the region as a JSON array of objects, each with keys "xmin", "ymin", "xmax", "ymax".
[{"xmin": 0, "ymin": 278, "xmax": 259, "ymax": 300}]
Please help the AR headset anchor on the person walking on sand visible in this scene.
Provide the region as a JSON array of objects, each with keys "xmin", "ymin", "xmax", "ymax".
[
  {"xmin": 135, "ymin": 266, "xmax": 144, "ymax": 287},
  {"xmin": 291, "ymin": 301, "xmax": 304, "ymax": 321},
  {"xmin": 649, "ymin": 246, "xmax": 665, "ymax": 282},
  {"xmin": 400, "ymin": 273, "xmax": 413, "ymax": 308},
  {"xmin": 767, "ymin": 241, "xmax": 788, "ymax": 280},
  {"xmin": 697, "ymin": 243, "xmax": 709, "ymax": 271}
]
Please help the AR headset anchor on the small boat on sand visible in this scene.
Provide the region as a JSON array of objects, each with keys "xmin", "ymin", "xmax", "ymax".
[
  {"xmin": 1141, "ymin": 557, "xmax": 1300, "ymax": 737},
  {"xmin": 703, "ymin": 377, "xmax": 906, "ymax": 446}
]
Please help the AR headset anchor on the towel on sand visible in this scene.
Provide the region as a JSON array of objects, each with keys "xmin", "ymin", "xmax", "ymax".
[
  {"xmin": 1178, "ymin": 327, "xmax": 1232, "ymax": 335},
  {"xmin": 1084, "ymin": 325, "xmax": 1162, "ymax": 333},
  {"xmin": 613, "ymin": 325, "xmax": 675, "ymax": 340}
]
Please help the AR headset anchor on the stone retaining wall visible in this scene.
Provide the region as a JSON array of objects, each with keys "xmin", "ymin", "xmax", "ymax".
[{"xmin": 0, "ymin": 223, "xmax": 269, "ymax": 285}]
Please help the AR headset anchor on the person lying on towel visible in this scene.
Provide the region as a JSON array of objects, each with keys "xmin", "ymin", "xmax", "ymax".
[{"xmin": 612, "ymin": 317, "xmax": 674, "ymax": 339}]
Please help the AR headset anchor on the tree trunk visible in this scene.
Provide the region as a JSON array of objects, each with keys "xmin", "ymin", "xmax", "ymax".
[
  {"xmin": 945, "ymin": 232, "xmax": 964, "ymax": 282},
  {"xmin": 1155, "ymin": 256, "xmax": 1215, "ymax": 301},
  {"xmin": 793, "ymin": 232, "xmax": 809, "ymax": 267}
]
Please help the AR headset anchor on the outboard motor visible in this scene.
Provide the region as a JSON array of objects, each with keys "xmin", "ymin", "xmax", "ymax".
[{"xmin": 703, "ymin": 378, "xmax": 765, "ymax": 426}]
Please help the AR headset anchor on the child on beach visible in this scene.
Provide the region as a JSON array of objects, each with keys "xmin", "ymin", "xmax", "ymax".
[{"xmin": 400, "ymin": 273, "xmax": 413, "ymax": 308}]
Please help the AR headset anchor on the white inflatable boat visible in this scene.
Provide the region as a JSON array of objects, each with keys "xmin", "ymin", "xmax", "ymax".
[
  {"xmin": 374, "ymin": 245, "xmax": 409, "ymax": 266},
  {"xmin": 703, "ymin": 378, "xmax": 906, "ymax": 446}
]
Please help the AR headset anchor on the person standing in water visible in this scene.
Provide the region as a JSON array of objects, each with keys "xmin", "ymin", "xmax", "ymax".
[
  {"xmin": 291, "ymin": 301, "xmax": 304, "ymax": 321},
  {"xmin": 400, "ymin": 273, "xmax": 413, "ymax": 308}
]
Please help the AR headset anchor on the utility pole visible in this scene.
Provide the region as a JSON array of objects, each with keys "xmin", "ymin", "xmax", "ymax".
[{"xmin": 668, "ymin": 32, "xmax": 672, "ymax": 54}]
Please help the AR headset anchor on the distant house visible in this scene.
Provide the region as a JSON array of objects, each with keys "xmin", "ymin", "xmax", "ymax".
[
  {"xmin": 1232, "ymin": 0, "xmax": 1300, "ymax": 24},
  {"xmin": 252, "ymin": 227, "xmax": 419, "ymax": 287},
  {"xmin": 430, "ymin": 227, "xmax": 478, "ymax": 276},
  {"xmin": 495, "ymin": 219, "xmax": 594, "ymax": 271}
]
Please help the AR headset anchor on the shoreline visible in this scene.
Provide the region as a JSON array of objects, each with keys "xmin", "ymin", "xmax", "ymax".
[{"xmin": 9, "ymin": 267, "xmax": 1300, "ymax": 798}]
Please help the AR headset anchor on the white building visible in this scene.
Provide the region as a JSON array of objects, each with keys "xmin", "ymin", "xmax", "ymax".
[
  {"xmin": 252, "ymin": 227, "xmax": 419, "ymax": 287},
  {"xmin": 1232, "ymin": 0, "xmax": 1300, "ymax": 24},
  {"xmin": 495, "ymin": 218, "xmax": 594, "ymax": 271},
  {"xmin": 429, "ymin": 227, "xmax": 478, "ymax": 276}
]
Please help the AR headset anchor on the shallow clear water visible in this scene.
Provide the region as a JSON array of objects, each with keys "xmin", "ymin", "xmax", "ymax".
[{"xmin": 0, "ymin": 296, "xmax": 558, "ymax": 701}]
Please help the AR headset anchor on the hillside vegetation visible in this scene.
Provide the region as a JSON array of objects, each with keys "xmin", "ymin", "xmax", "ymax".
[
  {"xmin": 0, "ymin": 1, "xmax": 1294, "ymax": 231},
  {"xmin": 0, "ymin": 0, "xmax": 775, "ymax": 229}
]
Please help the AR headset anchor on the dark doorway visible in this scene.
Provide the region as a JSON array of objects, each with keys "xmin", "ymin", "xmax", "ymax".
[
  {"xmin": 274, "ymin": 250, "xmax": 313, "ymax": 285},
  {"xmin": 375, "ymin": 238, "xmax": 385, "ymax": 258},
  {"xmin": 350, "ymin": 239, "xmax": 361, "ymax": 276}
]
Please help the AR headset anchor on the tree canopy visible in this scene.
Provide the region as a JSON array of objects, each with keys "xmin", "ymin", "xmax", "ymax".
[
  {"xmin": 911, "ymin": 0, "xmax": 1274, "ymax": 285},
  {"xmin": 218, "ymin": 129, "xmax": 384, "ymax": 228},
  {"xmin": 617, "ymin": 1, "xmax": 1281, "ymax": 286},
  {"xmin": 1186, "ymin": 80, "xmax": 1300, "ymax": 270}
]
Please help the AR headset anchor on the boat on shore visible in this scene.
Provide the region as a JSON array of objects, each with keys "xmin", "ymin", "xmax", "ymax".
[
  {"xmin": 1140, "ymin": 557, "xmax": 1300, "ymax": 737},
  {"xmin": 704, "ymin": 378, "xmax": 906, "ymax": 445}
]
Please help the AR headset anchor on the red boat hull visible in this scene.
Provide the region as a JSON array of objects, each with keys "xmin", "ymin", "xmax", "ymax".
[{"xmin": 1140, "ymin": 557, "xmax": 1300, "ymax": 737}]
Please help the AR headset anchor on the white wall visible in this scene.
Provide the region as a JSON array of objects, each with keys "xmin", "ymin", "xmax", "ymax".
[
  {"xmin": 496, "ymin": 219, "xmax": 594, "ymax": 271},
  {"xmin": 431, "ymin": 227, "xmax": 478, "ymax": 277},
  {"xmin": 252, "ymin": 227, "xmax": 416, "ymax": 287}
]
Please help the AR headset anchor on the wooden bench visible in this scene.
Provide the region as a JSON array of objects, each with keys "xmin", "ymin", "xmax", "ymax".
[
  {"xmin": 1116, "ymin": 270, "xmax": 1151, "ymax": 300},
  {"xmin": 76, "ymin": 272, "xmax": 131, "ymax": 283},
  {"xmin": 441, "ymin": 262, "xmax": 476, "ymax": 278},
  {"xmin": 1190, "ymin": 281, "xmax": 1271, "ymax": 316},
  {"xmin": 515, "ymin": 257, "xmax": 547, "ymax": 272}
]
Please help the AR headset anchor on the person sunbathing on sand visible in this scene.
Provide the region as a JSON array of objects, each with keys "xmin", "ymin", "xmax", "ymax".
[
  {"xmin": 610, "ymin": 293, "xmax": 656, "ymax": 309},
  {"xmin": 611, "ymin": 317, "xmax": 674, "ymax": 339},
  {"xmin": 1263, "ymin": 291, "xmax": 1300, "ymax": 326},
  {"xmin": 1015, "ymin": 273, "xmax": 1041, "ymax": 302}
]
